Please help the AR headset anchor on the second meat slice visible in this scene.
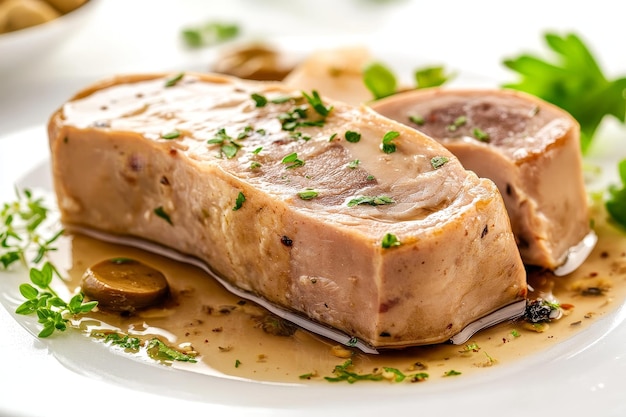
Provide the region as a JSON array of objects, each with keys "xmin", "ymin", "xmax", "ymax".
[
  {"xmin": 48, "ymin": 73, "xmax": 527, "ymax": 348},
  {"xmin": 371, "ymin": 88, "xmax": 593, "ymax": 271}
]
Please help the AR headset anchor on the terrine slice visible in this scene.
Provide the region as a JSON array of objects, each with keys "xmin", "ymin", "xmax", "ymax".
[
  {"xmin": 371, "ymin": 88, "xmax": 594, "ymax": 271},
  {"xmin": 48, "ymin": 73, "xmax": 526, "ymax": 348}
]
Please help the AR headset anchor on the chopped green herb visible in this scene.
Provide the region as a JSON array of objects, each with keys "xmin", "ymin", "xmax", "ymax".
[
  {"xmin": 472, "ymin": 128, "xmax": 490, "ymax": 142},
  {"xmin": 324, "ymin": 359, "xmax": 384, "ymax": 383},
  {"xmin": 298, "ymin": 189, "xmax": 319, "ymax": 200},
  {"xmin": 282, "ymin": 152, "xmax": 305, "ymax": 169},
  {"xmin": 235, "ymin": 359, "xmax": 242, "ymax": 368},
  {"xmin": 381, "ymin": 131, "xmax": 400, "ymax": 154},
  {"xmin": 381, "ymin": 233, "xmax": 401, "ymax": 249},
  {"xmin": 165, "ymin": 72, "xmax": 184, "ymax": 87},
  {"xmin": 347, "ymin": 159, "xmax": 360, "ymax": 169},
  {"xmin": 237, "ymin": 125, "xmax": 254, "ymax": 140},
  {"xmin": 251, "ymin": 93, "xmax": 268, "ymax": 107},
  {"xmin": 302, "ymin": 90, "xmax": 333, "ymax": 117},
  {"xmin": 207, "ymin": 128, "xmax": 243, "ymax": 159},
  {"xmin": 250, "ymin": 161, "xmax": 262, "ymax": 170},
  {"xmin": 146, "ymin": 338, "xmax": 197, "ymax": 363},
  {"xmin": 233, "ymin": 192, "xmax": 245, "ymax": 211},
  {"xmin": 366, "ymin": 175, "xmax": 375, "ymax": 181},
  {"xmin": 345, "ymin": 131, "xmax": 361, "ymax": 143},
  {"xmin": 93, "ymin": 332, "xmax": 142, "ymax": 351},
  {"xmin": 444, "ymin": 370, "xmax": 462, "ymax": 377},
  {"xmin": 252, "ymin": 147, "xmax": 263, "ymax": 154},
  {"xmin": 503, "ymin": 32, "xmax": 626, "ymax": 153},
  {"xmin": 329, "ymin": 133, "xmax": 338, "ymax": 142},
  {"xmin": 511, "ymin": 329, "xmax": 521, "ymax": 338},
  {"xmin": 430, "ymin": 156, "xmax": 449, "ymax": 169},
  {"xmin": 363, "ymin": 62, "xmax": 397, "ymax": 100},
  {"xmin": 154, "ymin": 206, "xmax": 173, "ymax": 225},
  {"xmin": 409, "ymin": 114, "xmax": 425, "ymax": 125},
  {"xmin": 348, "ymin": 195, "xmax": 395, "ymax": 207},
  {"xmin": 447, "ymin": 115, "xmax": 467, "ymax": 131},
  {"xmin": 161, "ymin": 130, "xmax": 181, "ymax": 140},
  {"xmin": 290, "ymin": 131, "xmax": 311, "ymax": 141},
  {"xmin": 414, "ymin": 65, "xmax": 453, "ymax": 88},
  {"xmin": 181, "ymin": 21, "xmax": 239, "ymax": 48},
  {"xmin": 299, "ymin": 372, "xmax": 316, "ymax": 380},
  {"xmin": 606, "ymin": 159, "xmax": 626, "ymax": 229}
]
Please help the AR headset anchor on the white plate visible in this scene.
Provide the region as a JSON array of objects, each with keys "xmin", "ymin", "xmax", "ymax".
[{"xmin": 2, "ymin": 54, "xmax": 626, "ymax": 417}]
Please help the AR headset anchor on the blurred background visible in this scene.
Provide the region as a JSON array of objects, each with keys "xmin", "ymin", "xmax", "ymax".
[{"xmin": 1, "ymin": 0, "xmax": 624, "ymax": 133}]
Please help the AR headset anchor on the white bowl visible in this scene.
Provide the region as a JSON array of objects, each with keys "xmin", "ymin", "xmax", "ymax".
[{"xmin": 0, "ymin": 0, "xmax": 99, "ymax": 73}]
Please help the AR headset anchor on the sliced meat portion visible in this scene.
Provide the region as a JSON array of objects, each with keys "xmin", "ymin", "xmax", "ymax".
[
  {"xmin": 48, "ymin": 73, "xmax": 526, "ymax": 348},
  {"xmin": 370, "ymin": 88, "xmax": 592, "ymax": 270}
]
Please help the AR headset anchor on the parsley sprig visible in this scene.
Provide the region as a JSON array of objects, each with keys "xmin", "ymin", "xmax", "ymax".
[{"xmin": 503, "ymin": 32, "xmax": 626, "ymax": 153}]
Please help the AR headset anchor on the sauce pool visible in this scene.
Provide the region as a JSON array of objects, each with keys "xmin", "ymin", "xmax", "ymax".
[{"xmin": 55, "ymin": 203, "xmax": 626, "ymax": 384}]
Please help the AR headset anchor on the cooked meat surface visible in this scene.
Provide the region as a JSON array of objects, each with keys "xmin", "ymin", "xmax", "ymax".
[
  {"xmin": 48, "ymin": 73, "xmax": 526, "ymax": 348},
  {"xmin": 371, "ymin": 88, "xmax": 591, "ymax": 270}
]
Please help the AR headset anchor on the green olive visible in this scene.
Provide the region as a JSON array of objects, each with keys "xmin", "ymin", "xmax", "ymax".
[{"xmin": 81, "ymin": 258, "xmax": 169, "ymax": 312}]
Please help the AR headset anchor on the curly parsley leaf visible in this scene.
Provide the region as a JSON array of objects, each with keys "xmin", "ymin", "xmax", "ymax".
[
  {"xmin": 502, "ymin": 32, "xmax": 626, "ymax": 153},
  {"xmin": 606, "ymin": 159, "xmax": 626, "ymax": 229}
]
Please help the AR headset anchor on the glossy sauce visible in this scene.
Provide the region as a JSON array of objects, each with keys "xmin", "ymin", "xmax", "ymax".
[{"xmin": 51, "ymin": 201, "xmax": 626, "ymax": 385}]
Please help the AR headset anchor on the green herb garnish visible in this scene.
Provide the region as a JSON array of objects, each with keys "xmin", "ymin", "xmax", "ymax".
[
  {"xmin": 146, "ymin": 338, "xmax": 197, "ymax": 363},
  {"xmin": 161, "ymin": 130, "xmax": 181, "ymax": 140},
  {"xmin": 1, "ymin": 188, "xmax": 63, "ymax": 268},
  {"xmin": 345, "ymin": 131, "xmax": 361, "ymax": 143},
  {"xmin": 347, "ymin": 159, "xmax": 360, "ymax": 169},
  {"xmin": 347, "ymin": 195, "xmax": 395, "ymax": 207},
  {"xmin": 16, "ymin": 262, "xmax": 97, "ymax": 337},
  {"xmin": 381, "ymin": 233, "xmax": 401, "ymax": 249},
  {"xmin": 409, "ymin": 114, "xmax": 425, "ymax": 125},
  {"xmin": 302, "ymin": 90, "xmax": 333, "ymax": 117},
  {"xmin": 381, "ymin": 131, "xmax": 400, "ymax": 154},
  {"xmin": 324, "ymin": 359, "xmax": 383, "ymax": 383},
  {"xmin": 444, "ymin": 370, "xmax": 462, "ymax": 377},
  {"xmin": 298, "ymin": 189, "xmax": 319, "ymax": 200},
  {"xmin": 472, "ymin": 128, "xmax": 490, "ymax": 142},
  {"xmin": 207, "ymin": 128, "xmax": 243, "ymax": 159},
  {"xmin": 251, "ymin": 93, "xmax": 268, "ymax": 107},
  {"xmin": 154, "ymin": 206, "xmax": 173, "ymax": 225},
  {"xmin": 414, "ymin": 66, "xmax": 452, "ymax": 88},
  {"xmin": 503, "ymin": 32, "xmax": 626, "ymax": 153},
  {"xmin": 363, "ymin": 62, "xmax": 397, "ymax": 100},
  {"xmin": 233, "ymin": 192, "xmax": 245, "ymax": 211},
  {"xmin": 363, "ymin": 62, "xmax": 452, "ymax": 100},
  {"xmin": 606, "ymin": 159, "xmax": 626, "ymax": 229},
  {"xmin": 430, "ymin": 156, "xmax": 449, "ymax": 169},
  {"xmin": 282, "ymin": 152, "xmax": 305, "ymax": 169},
  {"xmin": 181, "ymin": 21, "xmax": 239, "ymax": 48},
  {"xmin": 447, "ymin": 115, "xmax": 467, "ymax": 131},
  {"xmin": 164, "ymin": 72, "xmax": 184, "ymax": 87}
]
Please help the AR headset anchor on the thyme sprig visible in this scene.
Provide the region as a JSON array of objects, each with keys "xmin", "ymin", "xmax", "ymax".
[
  {"xmin": 16, "ymin": 262, "xmax": 98, "ymax": 337},
  {"xmin": 2, "ymin": 188, "xmax": 97, "ymax": 337},
  {"xmin": 1, "ymin": 188, "xmax": 63, "ymax": 269}
]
